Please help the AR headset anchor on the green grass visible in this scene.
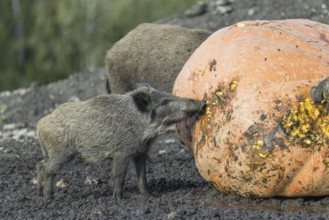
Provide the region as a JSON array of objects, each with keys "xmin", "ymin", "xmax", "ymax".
[{"xmin": 0, "ymin": 0, "xmax": 201, "ymax": 91}]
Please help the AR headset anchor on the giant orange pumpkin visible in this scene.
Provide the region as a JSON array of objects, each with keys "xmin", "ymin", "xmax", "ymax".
[{"xmin": 173, "ymin": 19, "xmax": 329, "ymax": 197}]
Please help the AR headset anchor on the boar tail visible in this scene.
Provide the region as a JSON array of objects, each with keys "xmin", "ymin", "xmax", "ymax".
[{"xmin": 36, "ymin": 129, "xmax": 49, "ymax": 160}]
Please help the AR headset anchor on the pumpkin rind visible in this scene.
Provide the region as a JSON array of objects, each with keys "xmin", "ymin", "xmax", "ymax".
[{"xmin": 173, "ymin": 19, "xmax": 329, "ymax": 197}]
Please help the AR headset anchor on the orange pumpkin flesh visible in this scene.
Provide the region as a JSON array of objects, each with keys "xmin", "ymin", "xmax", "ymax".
[{"xmin": 173, "ymin": 19, "xmax": 329, "ymax": 197}]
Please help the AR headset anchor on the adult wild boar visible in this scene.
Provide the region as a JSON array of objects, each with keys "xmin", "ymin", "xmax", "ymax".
[{"xmin": 105, "ymin": 23, "xmax": 211, "ymax": 94}]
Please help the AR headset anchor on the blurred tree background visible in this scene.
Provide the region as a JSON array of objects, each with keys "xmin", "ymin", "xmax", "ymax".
[{"xmin": 0, "ymin": 0, "xmax": 200, "ymax": 91}]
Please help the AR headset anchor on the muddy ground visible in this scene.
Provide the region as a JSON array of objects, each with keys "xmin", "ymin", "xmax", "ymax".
[{"xmin": 1, "ymin": 0, "xmax": 329, "ymax": 219}]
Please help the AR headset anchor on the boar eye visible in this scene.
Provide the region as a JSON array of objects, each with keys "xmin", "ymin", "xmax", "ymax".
[{"xmin": 160, "ymin": 99, "xmax": 171, "ymax": 106}]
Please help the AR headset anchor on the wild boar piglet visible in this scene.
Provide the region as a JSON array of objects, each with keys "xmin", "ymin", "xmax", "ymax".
[{"xmin": 36, "ymin": 82, "xmax": 205, "ymax": 200}]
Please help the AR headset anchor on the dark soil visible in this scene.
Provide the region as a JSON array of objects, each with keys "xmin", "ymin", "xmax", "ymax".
[
  {"xmin": 1, "ymin": 0, "xmax": 329, "ymax": 219},
  {"xmin": 158, "ymin": 0, "xmax": 329, "ymax": 31}
]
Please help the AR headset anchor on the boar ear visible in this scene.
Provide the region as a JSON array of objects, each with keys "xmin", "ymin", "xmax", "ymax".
[
  {"xmin": 106, "ymin": 79, "xmax": 111, "ymax": 94},
  {"xmin": 133, "ymin": 81, "xmax": 153, "ymax": 90},
  {"xmin": 132, "ymin": 92, "xmax": 152, "ymax": 112}
]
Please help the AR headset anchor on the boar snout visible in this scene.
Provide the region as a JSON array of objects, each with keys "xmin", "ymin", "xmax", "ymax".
[
  {"xmin": 311, "ymin": 77, "xmax": 329, "ymax": 107},
  {"xmin": 311, "ymin": 86, "xmax": 323, "ymax": 103},
  {"xmin": 183, "ymin": 100, "xmax": 205, "ymax": 117}
]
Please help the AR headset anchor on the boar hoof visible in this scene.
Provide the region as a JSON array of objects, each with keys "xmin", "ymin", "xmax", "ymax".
[
  {"xmin": 113, "ymin": 191, "xmax": 123, "ymax": 200},
  {"xmin": 45, "ymin": 194, "xmax": 54, "ymax": 201},
  {"xmin": 140, "ymin": 188, "xmax": 150, "ymax": 196},
  {"xmin": 38, "ymin": 187, "xmax": 44, "ymax": 197}
]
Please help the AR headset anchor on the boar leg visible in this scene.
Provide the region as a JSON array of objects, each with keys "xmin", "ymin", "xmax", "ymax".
[
  {"xmin": 36, "ymin": 159, "xmax": 47, "ymax": 196},
  {"xmin": 134, "ymin": 153, "xmax": 149, "ymax": 195},
  {"xmin": 112, "ymin": 155, "xmax": 130, "ymax": 200},
  {"xmin": 41, "ymin": 152, "xmax": 75, "ymax": 199}
]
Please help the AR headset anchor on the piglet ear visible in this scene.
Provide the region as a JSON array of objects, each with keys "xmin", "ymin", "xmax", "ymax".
[
  {"xmin": 133, "ymin": 81, "xmax": 153, "ymax": 90},
  {"xmin": 132, "ymin": 92, "xmax": 152, "ymax": 112}
]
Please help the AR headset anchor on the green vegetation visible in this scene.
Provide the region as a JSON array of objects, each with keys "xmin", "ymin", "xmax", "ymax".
[{"xmin": 0, "ymin": 0, "xmax": 200, "ymax": 91}]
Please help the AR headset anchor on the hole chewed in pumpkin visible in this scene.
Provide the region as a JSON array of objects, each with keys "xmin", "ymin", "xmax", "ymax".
[{"xmin": 282, "ymin": 97, "xmax": 329, "ymax": 146}]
